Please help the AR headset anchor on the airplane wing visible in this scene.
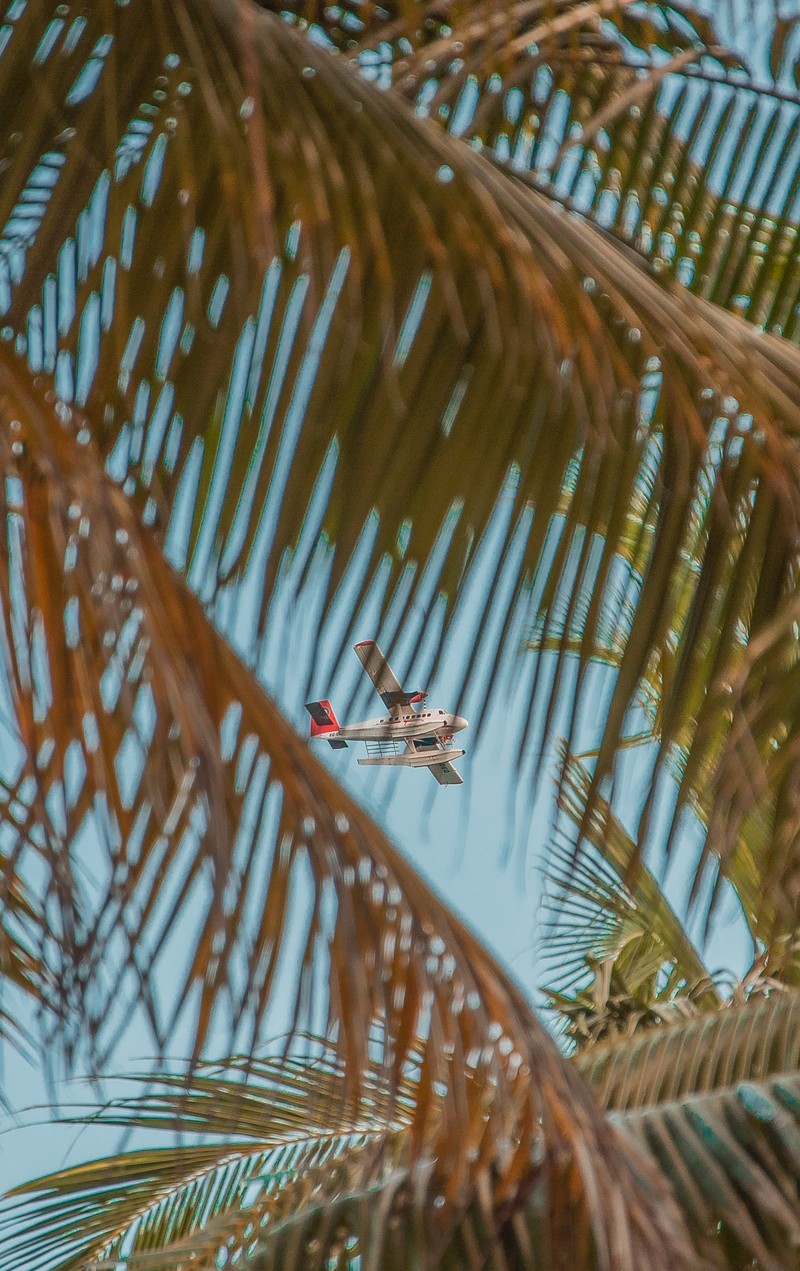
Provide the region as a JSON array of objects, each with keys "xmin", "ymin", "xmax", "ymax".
[
  {"xmin": 353, "ymin": 641, "xmax": 407, "ymax": 716},
  {"xmin": 430, "ymin": 760, "xmax": 463, "ymax": 786}
]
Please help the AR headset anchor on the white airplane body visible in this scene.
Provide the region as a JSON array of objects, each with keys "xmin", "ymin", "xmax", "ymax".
[{"xmin": 306, "ymin": 641, "xmax": 468, "ymax": 785}]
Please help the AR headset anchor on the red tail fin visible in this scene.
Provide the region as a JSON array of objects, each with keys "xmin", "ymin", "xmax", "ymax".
[{"xmin": 305, "ymin": 699, "xmax": 340, "ymax": 737}]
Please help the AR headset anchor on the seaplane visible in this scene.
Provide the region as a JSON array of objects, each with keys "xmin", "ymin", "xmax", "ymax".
[{"xmin": 306, "ymin": 641, "xmax": 468, "ymax": 785}]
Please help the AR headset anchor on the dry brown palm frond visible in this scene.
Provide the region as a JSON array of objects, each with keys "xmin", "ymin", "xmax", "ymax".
[
  {"xmin": 268, "ymin": 0, "xmax": 723, "ymax": 86},
  {"xmin": 0, "ymin": 1038, "xmax": 694, "ymax": 1271},
  {"xmin": 498, "ymin": 59, "xmax": 800, "ymax": 340},
  {"xmin": 0, "ymin": 347, "xmax": 695, "ymax": 1268},
  {"xmin": 10, "ymin": 994, "xmax": 800, "ymax": 1270},
  {"xmin": 0, "ymin": 836, "xmax": 49, "ymax": 1057},
  {"xmin": 320, "ymin": 0, "xmax": 800, "ymax": 342},
  {"xmin": 4, "ymin": 4, "xmax": 800, "ymax": 1266}
]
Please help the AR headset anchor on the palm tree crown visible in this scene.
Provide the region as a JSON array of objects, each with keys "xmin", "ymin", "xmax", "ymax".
[{"xmin": 2, "ymin": 0, "xmax": 800, "ymax": 1267}]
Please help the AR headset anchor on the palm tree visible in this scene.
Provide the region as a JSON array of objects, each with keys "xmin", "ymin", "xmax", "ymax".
[{"xmin": 2, "ymin": 0, "xmax": 800, "ymax": 1265}]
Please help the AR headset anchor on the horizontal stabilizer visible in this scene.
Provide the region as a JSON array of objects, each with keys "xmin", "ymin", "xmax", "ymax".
[{"xmin": 430, "ymin": 761, "xmax": 462, "ymax": 786}]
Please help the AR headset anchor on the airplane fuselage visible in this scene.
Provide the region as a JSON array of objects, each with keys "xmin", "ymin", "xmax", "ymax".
[
  {"xmin": 324, "ymin": 708, "xmax": 467, "ymax": 744},
  {"xmin": 306, "ymin": 641, "xmax": 468, "ymax": 784}
]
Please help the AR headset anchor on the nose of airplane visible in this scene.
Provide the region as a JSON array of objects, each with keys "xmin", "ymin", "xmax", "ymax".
[{"xmin": 453, "ymin": 715, "xmax": 468, "ymax": 733}]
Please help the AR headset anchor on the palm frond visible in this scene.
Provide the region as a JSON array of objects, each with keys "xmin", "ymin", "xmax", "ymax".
[
  {"xmin": 0, "ymin": 348, "xmax": 696, "ymax": 1266},
  {"xmin": 279, "ymin": 0, "xmax": 722, "ymax": 60},
  {"xmin": 550, "ymin": 751, "xmax": 718, "ymax": 980},
  {"xmin": 331, "ymin": 0, "xmax": 800, "ymax": 341},
  {"xmin": 6, "ymin": 0, "xmax": 800, "ymax": 910},
  {"xmin": 2, "ymin": 0, "xmax": 800, "ymax": 1104},
  {"xmin": 1, "ymin": 1039, "xmax": 692, "ymax": 1271},
  {"xmin": 542, "ymin": 744, "xmax": 800, "ymax": 1047},
  {"xmin": 12, "ymin": 993, "xmax": 800, "ymax": 1271},
  {"xmin": 580, "ymin": 989, "xmax": 800, "ymax": 1270},
  {"xmin": 7, "ymin": 1147, "xmax": 625, "ymax": 1271},
  {"xmin": 0, "ymin": 846, "xmax": 48, "ymax": 1057},
  {"xmin": 580, "ymin": 984, "xmax": 800, "ymax": 1109},
  {"xmin": 539, "ymin": 750, "xmax": 718, "ymax": 1048},
  {"xmin": 0, "ymin": 1050, "xmax": 416, "ymax": 1271},
  {"xmin": 512, "ymin": 52, "xmax": 800, "ymax": 339},
  {"xmin": 4, "ymin": 4, "xmax": 800, "ymax": 1264}
]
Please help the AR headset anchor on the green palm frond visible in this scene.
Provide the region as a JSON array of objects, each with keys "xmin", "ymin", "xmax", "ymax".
[
  {"xmin": 542, "ymin": 739, "xmax": 800, "ymax": 1048},
  {"xmin": 542, "ymin": 744, "xmax": 800, "ymax": 1046},
  {"xmin": 540, "ymin": 750, "xmax": 718, "ymax": 1048},
  {"xmin": 0, "ymin": 1051, "xmax": 416, "ymax": 1271},
  {"xmin": 552, "ymin": 684, "xmax": 796, "ymax": 970},
  {"xmin": 580, "ymin": 989, "xmax": 800, "ymax": 1270},
  {"xmin": 541, "ymin": 834, "xmax": 714, "ymax": 1010},
  {"xmin": 526, "ymin": 461, "xmax": 710, "ymax": 747}
]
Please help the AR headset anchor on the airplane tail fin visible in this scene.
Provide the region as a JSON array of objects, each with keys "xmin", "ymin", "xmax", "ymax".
[{"xmin": 305, "ymin": 700, "xmax": 347, "ymax": 749}]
